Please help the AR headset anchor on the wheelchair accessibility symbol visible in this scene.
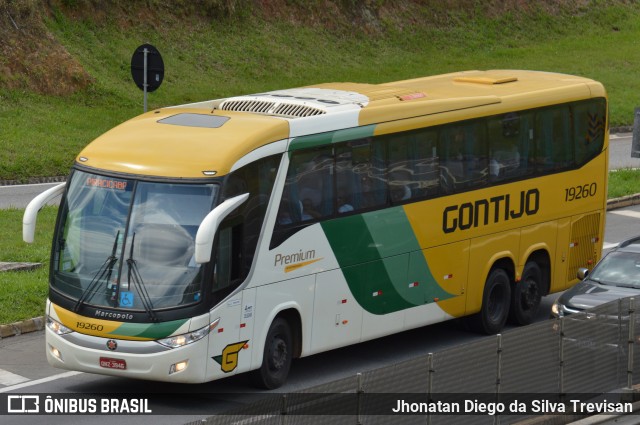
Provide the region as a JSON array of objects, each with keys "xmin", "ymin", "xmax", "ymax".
[{"xmin": 119, "ymin": 291, "xmax": 134, "ymax": 307}]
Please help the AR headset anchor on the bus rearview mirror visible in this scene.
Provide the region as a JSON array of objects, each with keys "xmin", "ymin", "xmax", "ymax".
[
  {"xmin": 23, "ymin": 183, "xmax": 66, "ymax": 243},
  {"xmin": 194, "ymin": 193, "xmax": 249, "ymax": 264}
]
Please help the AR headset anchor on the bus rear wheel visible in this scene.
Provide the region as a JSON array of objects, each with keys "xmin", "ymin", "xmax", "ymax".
[
  {"xmin": 251, "ymin": 318, "xmax": 292, "ymax": 390},
  {"xmin": 509, "ymin": 261, "xmax": 542, "ymax": 326},
  {"xmin": 468, "ymin": 268, "xmax": 511, "ymax": 334}
]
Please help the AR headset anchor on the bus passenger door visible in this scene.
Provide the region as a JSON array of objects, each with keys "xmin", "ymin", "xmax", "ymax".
[
  {"xmin": 205, "ymin": 224, "xmax": 245, "ymax": 381},
  {"xmin": 236, "ymin": 287, "xmax": 256, "ymax": 374},
  {"xmin": 205, "ymin": 292, "xmax": 243, "ymax": 381}
]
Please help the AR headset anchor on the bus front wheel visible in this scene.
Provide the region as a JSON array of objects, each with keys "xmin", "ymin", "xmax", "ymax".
[
  {"xmin": 469, "ymin": 268, "xmax": 511, "ymax": 334},
  {"xmin": 251, "ymin": 318, "xmax": 292, "ymax": 390},
  {"xmin": 509, "ymin": 261, "xmax": 542, "ymax": 326}
]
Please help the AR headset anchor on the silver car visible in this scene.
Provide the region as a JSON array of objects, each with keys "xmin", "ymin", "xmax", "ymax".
[{"xmin": 552, "ymin": 236, "xmax": 640, "ymax": 318}]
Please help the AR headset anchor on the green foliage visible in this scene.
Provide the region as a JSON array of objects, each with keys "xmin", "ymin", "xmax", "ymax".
[
  {"xmin": 0, "ymin": 268, "xmax": 49, "ymax": 324},
  {"xmin": 0, "ymin": 206, "xmax": 57, "ymax": 263},
  {"xmin": 608, "ymin": 168, "xmax": 640, "ymax": 199},
  {"xmin": 3, "ymin": 1, "xmax": 640, "ymax": 181},
  {"xmin": 0, "ymin": 207, "xmax": 56, "ymax": 324}
]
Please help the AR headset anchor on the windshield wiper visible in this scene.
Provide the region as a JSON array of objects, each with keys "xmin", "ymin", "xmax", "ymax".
[
  {"xmin": 126, "ymin": 232, "xmax": 158, "ymax": 322},
  {"xmin": 74, "ymin": 231, "xmax": 120, "ymax": 313}
]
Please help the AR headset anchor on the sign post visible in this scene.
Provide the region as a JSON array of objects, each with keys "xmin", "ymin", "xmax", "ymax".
[
  {"xmin": 632, "ymin": 107, "xmax": 640, "ymax": 158},
  {"xmin": 130, "ymin": 44, "xmax": 164, "ymax": 112}
]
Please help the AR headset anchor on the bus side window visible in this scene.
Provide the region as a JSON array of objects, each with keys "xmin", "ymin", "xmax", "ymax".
[
  {"xmin": 387, "ymin": 135, "xmax": 412, "ymax": 203},
  {"xmin": 462, "ymin": 121, "xmax": 488, "ymax": 188},
  {"xmin": 336, "ymin": 139, "xmax": 386, "ymax": 214},
  {"xmin": 271, "ymin": 147, "xmax": 333, "ymax": 248},
  {"xmin": 572, "ymin": 99, "xmax": 606, "ymax": 166},
  {"xmin": 291, "ymin": 148, "xmax": 334, "ymax": 220},
  {"xmin": 335, "ymin": 145, "xmax": 356, "ymax": 213},
  {"xmin": 219, "ymin": 155, "xmax": 279, "ymax": 282},
  {"xmin": 387, "ymin": 129, "xmax": 439, "ymax": 203},
  {"xmin": 439, "ymin": 125, "xmax": 465, "ymax": 192},
  {"xmin": 535, "ymin": 105, "xmax": 574, "ymax": 172},
  {"xmin": 212, "ymin": 222, "xmax": 243, "ymax": 293},
  {"xmin": 488, "ymin": 112, "xmax": 534, "ymax": 182},
  {"xmin": 517, "ymin": 112, "xmax": 536, "ymax": 178},
  {"xmin": 440, "ymin": 123, "xmax": 487, "ymax": 191},
  {"xmin": 411, "ymin": 129, "xmax": 440, "ymax": 199}
]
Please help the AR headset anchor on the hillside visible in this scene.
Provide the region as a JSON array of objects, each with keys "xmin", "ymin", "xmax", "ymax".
[
  {"xmin": 0, "ymin": 0, "xmax": 621, "ymax": 96},
  {"xmin": 1, "ymin": 0, "xmax": 639, "ymax": 181}
]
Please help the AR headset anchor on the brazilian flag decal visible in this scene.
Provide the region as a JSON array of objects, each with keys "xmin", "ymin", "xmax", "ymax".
[{"xmin": 321, "ymin": 207, "xmax": 454, "ymax": 315}]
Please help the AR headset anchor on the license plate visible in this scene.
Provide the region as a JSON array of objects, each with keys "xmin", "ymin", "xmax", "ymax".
[{"xmin": 100, "ymin": 357, "xmax": 127, "ymax": 370}]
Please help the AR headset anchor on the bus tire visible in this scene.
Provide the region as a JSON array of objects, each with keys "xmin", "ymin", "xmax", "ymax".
[
  {"xmin": 250, "ymin": 318, "xmax": 292, "ymax": 390},
  {"xmin": 468, "ymin": 268, "xmax": 511, "ymax": 334},
  {"xmin": 509, "ymin": 261, "xmax": 542, "ymax": 326}
]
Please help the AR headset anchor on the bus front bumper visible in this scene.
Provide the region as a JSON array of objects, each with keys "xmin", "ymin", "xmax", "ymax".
[{"xmin": 45, "ymin": 326, "xmax": 210, "ymax": 383}]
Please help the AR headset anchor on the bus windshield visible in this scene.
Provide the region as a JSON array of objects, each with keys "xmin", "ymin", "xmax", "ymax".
[{"xmin": 52, "ymin": 170, "xmax": 219, "ymax": 312}]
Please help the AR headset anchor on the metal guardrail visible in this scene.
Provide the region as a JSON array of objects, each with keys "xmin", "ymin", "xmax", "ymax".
[{"xmin": 185, "ymin": 298, "xmax": 640, "ymax": 425}]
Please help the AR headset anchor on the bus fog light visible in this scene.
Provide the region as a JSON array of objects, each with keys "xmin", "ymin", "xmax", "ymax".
[
  {"xmin": 50, "ymin": 345, "xmax": 63, "ymax": 361},
  {"xmin": 169, "ymin": 360, "xmax": 188, "ymax": 374}
]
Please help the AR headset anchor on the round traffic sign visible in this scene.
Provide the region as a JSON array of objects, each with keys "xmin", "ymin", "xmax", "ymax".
[{"xmin": 130, "ymin": 43, "xmax": 164, "ymax": 92}]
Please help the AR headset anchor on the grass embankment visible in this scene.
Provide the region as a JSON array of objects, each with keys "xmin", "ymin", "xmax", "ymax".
[
  {"xmin": 2, "ymin": 1, "xmax": 640, "ymax": 182},
  {"xmin": 0, "ymin": 207, "xmax": 56, "ymax": 324},
  {"xmin": 3, "ymin": 1, "xmax": 640, "ymax": 324},
  {"xmin": 608, "ymin": 169, "xmax": 640, "ymax": 199}
]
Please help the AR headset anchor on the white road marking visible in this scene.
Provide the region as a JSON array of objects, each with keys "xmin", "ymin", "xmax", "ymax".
[
  {"xmin": 0, "ymin": 182, "xmax": 62, "ymax": 190},
  {"xmin": 0, "ymin": 371, "xmax": 82, "ymax": 393},
  {"xmin": 609, "ymin": 210, "xmax": 640, "ymax": 219},
  {"xmin": 603, "ymin": 242, "xmax": 619, "ymax": 250},
  {"xmin": 0, "ymin": 369, "xmax": 30, "ymax": 386}
]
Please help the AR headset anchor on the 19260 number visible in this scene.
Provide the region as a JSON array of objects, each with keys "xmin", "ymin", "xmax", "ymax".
[
  {"xmin": 76, "ymin": 322, "xmax": 104, "ymax": 331},
  {"xmin": 565, "ymin": 182, "xmax": 597, "ymax": 202}
]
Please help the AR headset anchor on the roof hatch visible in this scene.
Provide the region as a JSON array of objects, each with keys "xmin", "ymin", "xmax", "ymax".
[{"xmin": 158, "ymin": 113, "xmax": 230, "ymax": 128}]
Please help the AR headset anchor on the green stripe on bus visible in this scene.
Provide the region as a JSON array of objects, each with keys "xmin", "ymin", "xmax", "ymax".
[
  {"xmin": 109, "ymin": 318, "xmax": 188, "ymax": 339},
  {"xmin": 406, "ymin": 251, "xmax": 453, "ymax": 305},
  {"xmin": 322, "ymin": 208, "xmax": 454, "ymax": 315},
  {"xmin": 289, "ymin": 125, "xmax": 376, "ymax": 152}
]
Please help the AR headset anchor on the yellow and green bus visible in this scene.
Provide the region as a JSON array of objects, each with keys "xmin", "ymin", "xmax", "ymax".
[{"xmin": 24, "ymin": 70, "xmax": 608, "ymax": 388}]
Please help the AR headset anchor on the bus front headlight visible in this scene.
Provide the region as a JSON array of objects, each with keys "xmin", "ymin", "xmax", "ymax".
[
  {"xmin": 157, "ymin": 318, "xmax": 220, "ymax": 349},
  {"xmin": 47, "ymin": 316, "xmax": 73, "ymax": 335}
]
